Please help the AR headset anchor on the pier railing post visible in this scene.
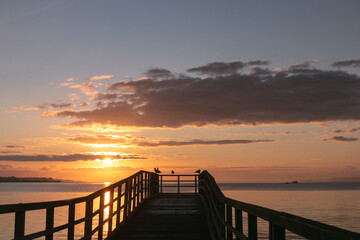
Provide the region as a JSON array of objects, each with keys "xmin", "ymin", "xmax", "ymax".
[
  {"xmin": 116, "ymin": 184, "xmax": 122, "ymax": 226},
  {"xmin": 177, "ymin": 175, "xmax": 180, "ymax": 194},
  {"xmin": 84, "ymin": 199, "xmax": 93, "ymax": 239},
  {"xmin": 248, "ymin": 213, "xmax": 257, "ymax": 240},
  {"xmin": 46, "ymin": 207, "xmax": 54, "ymax": 240},
  {"xmin": 68, "ymin": 203, "xmax": 75, "ymax": 240},
  {"xmin": 140, "ymin": 173, "xmax": 144, "ymax": 202},
  {"xmin": 132, "ymin": 178, "xmax": 136, "ymax": 211},
  {"xmin": 98, "ymin": 194, "xmax": 104, "ymax": 240},
  {"xmin": 235, "ymin": 209, "xmax": 243, "ymax": 240},
  {"xmin": 226, "ymin": 205, "xmax": 233, "ymax": 240},
  {"xmin": 108, "ymin": 188, "xmax": 114, "ymax": 234},
  {"xmin": 150, "ymin": 173, "xmax": 159, "ymax": 196},
  {"xmin": 124, "ymin": 180, "xmax": 130, "ymax": 219},
  {"xmin": 269, "ymin": 222, "xmax": 285, "ymax": 240},
  {"xmin": 14, "ymin": 210, "xmax": 25, "ymax": 239}
]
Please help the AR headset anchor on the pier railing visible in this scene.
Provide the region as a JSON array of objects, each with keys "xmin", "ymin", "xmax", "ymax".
[
  {"xmin": 0, "ymin": 171, "xmax": 158, "ymax": 240},
  {"xmin": 199, "ymin": 170, "xmax": 360, "ymax": 240},
  {"xmin": 159, "ymin": 174, "xmax": 198, "ymax": 194}
]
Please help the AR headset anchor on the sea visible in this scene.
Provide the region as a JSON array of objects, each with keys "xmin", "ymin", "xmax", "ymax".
[{"xmin": 0, "ymin": 182, "xmax": 359, "ymax": 240}]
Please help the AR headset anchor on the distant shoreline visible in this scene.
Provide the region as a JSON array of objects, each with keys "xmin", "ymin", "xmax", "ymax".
[{"xmin": 0, "ymin": 176, "xmax": 61, "ymax": 183}]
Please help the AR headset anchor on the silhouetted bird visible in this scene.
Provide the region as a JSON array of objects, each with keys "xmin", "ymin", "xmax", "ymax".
[
  {"xmin": 171, "ymin": 170, "xmax": 174, "ymax": 174},
  {"xmin": 154, "ymin": 168, "xmax": 161, "ymax": 174},
  {"xmin": 195, "ymin": 169, "xmax": 200, "ymax": 174}
]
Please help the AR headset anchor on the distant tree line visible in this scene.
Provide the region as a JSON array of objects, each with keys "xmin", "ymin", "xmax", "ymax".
[{"xmin": 0, "ymin": 176, "xmax": 61, "ymax": 182}]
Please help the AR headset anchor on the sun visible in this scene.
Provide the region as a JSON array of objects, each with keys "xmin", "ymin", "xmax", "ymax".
[{"xmin": 103, "ymin": 158, "xmax": 112, "ymax": 165}]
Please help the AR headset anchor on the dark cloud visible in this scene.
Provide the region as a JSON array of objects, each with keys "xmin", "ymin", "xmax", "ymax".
[
  {"xmin": 0, "ymin": 151, "xmax": 22, "ymax": 154},
  {"xmin": 322, "ymin": 136, "xmax": 358, "ymax": 142},
  {"xmin": 44, "ymin": 62, "xmax": 360, "ymax": 128},
  {"xmin": 0, "ymin": 153, "xmax": 145, "ymax": 162},
  {"xmin": 144, "ymin": 68, "xmax": 174, "ymax": 79},
  {"xmin": 247, "ymin": 60, "xmax": 270, "ymax": 66},
  {"xmin": 93, "ymin": 93, "xmax": 119, "ymax": 101},
  {"xmin": 187, "ymin": 61, "xmax": 245, "ymax": 75},
  {"xmin": 327, "ymin": 127, "xmax": 360, "ymax": 134},
  {"xmin": 4, "ymin": 145, "xmax": 26, "ymax": 149},
  {"xmin": 349, "ymin": 127, "xmax": 360, "ymax": 132},
  {"xmin": 15, "ymin": 103, "xmax": 75, "ymax": 111},
  {"xmin": 67, "ymin": 134, "xmax": 272, "ymax": 147},
  {"xmin": 332, "ymin": 59, "xmax": 360, "ymax": 68},
  {"xmin": 136, "ymin": 139, "xmax": 273, "ymax": 147}
]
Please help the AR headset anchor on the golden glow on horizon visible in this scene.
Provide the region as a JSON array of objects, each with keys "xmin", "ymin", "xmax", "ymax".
[
  {"xmin": 89, "ymin": 143, "xmax": 130, "ymax": 148},
  {"xmin": 104, "ymin": 158, "xmax": 112, "ymax": 165}
]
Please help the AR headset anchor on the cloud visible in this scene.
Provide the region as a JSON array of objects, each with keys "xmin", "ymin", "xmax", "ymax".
[
  {"xmin": 45, "ymin": 61, "xmax": 360, "ymax": 129},
  {"xmin": 14, "ymin": 103, "xmax": 75, "ymax": 111},
  {"xmin": 144, "ymin": 68, "xmax": 174, "ymax": 79},
  {"xmin": 332, "ymin": 59, "xmax": 360, "ymax": 68},
  {"xmin": 246, "ymin": 60, "xmax": 270, "ymax": 66},
  {"xmin": 322, "ymin": 136, "xmax": 358, "ymax": 142},
  {"xmin": 64, "ymin": 82, "xmax": 99, "ymax": 95},
  {"xmin": 187, "ymin": 61, "xmax": 245, "ymax": 75},
  {"xmin": 326, "ymin": 127, "xmax": 360, "ymax": 134},
  {"xmin": 136, "ymin": 139, "xmax": 273, "ymax": 147},
  {"xmin": 4, "ymin": 145, "xmax": 26, "ymax": 149},
  {"xmin": 80, "ymin": 102, "xmax": 90, "ymax": 106},
  {"xmin": 349, "ymin": 127, "xmax": 360, "ymax": 132},
  {"xmin": 67, "ymin": 134, "xmax": 271, "ymax": 147},
  {"xmin": 288, "ymin": 62, "xmax": 311, "ymax": 70},
  {"xmin": 93, "ymin": 93, "xmax": 119, "ymax": 101},
  {"xmin": 90, "ymin": 75, "xmax": 115, "ymax": 81},
  {"xmin": 0, "ymin": 153, "xmax": 145, "ymax": 162}
]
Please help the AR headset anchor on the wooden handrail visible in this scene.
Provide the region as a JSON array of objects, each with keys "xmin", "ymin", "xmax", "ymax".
[
  {"xmin": 159, "ymin": 174, "xmax": 198, "ymax": 194},
  {"xmin": 0, "ymin": 170, "xmax": 159, "ymax": 240},
  {"xmin": 2, "ymin": 170, "xmax": 360, "ymax": 240},
  {"xmin": 198, "ymin": 170, "xmax": 360, "ymax": 240}
]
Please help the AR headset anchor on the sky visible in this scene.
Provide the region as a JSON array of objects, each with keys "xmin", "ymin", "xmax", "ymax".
[{"xmin": 0, "ymin": 0, "xmax": 360, "ymax": 183}]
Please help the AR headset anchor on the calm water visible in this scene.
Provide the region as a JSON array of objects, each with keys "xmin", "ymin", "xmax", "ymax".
[{"xmin": 0, "ymin": 182, "xmax": 359, "ymax": 239}]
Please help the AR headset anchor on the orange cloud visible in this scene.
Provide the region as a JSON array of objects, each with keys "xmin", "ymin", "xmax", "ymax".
[{"xmin": 90, "ymin": 74, "xmax": 115, "ymax": 81}]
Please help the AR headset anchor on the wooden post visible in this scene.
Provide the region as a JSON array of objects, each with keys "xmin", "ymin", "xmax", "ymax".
[
  {"xmin": 269, "ymin": 222, "xmax": 285, "ymax": 240},
  {"xmin": 144, "ymin": 173, "xmax": 148, "ymax": 198},
  {"xmin": 132, "ymin": 178, "xmax": 136, "ymax": 211},
  {"xmin": 45, "ymin": 207, "xmax": 54, "ymax": 240},
  {"xmin": 140, "ymin": 173, "xmax": 144, "ymax": 202},
  {"xmin": 226, "ymin": 205, "xmax": 233, "ymax": 240},
  {"xmin": 177, "ymin": 175, "xmax": 180, "ymax": 194},
  {"xmin": 98, "ymin": 194, "xmax": 104, "ymax": 240},
  {"xmin": 160, "ymin": 175, "xmax": 163, "ymax": 193},
  {"xmin": 116, "ymin": 184, "xmax": 122, "ymax": 226},
  {"xmin": 220, "ymin": 202, "xmax": 225, "ymax": 239},
  {"xmin": 84, "ymin": 199, "xmax": 93, "ymax": 239},
  {"xmin": 248, "ymin": 213, "xmax": 257, "ymax": 240},
  {"xmin": 195, "ymin": 175, "xmax": 197, "ymax": 194},
  {"xmin": 68, "ymin": 203, "xmax": 75, "ymax": 240},
  {"xmin": 108, "ymin": 188, "xmax": 114, "ymax": 234},
  {"xmin": 14, "ymin": 210, "xmax": 25, "ymax": 239},
  {"xmin": 124, "ymin": 181, "xmax": 129, "ymax": 219},
  {"xmin": 235, "ymin": 209, "xmax": 243, "ymax": 240},
  {"xmin": 136, "ymin": 174, "xmax": 140, "ymax": 206},
  {"xmin": 150, "ymin": 174, "xmax": 159, "ymax": 196}
]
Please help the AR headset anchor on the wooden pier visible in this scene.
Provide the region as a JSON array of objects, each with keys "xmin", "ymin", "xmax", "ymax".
[{"xmin": 1, "ymin": 170, "xmax": 360, "ymax": 240}]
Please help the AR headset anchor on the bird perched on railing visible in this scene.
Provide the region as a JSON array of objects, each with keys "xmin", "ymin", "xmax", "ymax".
[
  {"xmin": 154, "ymin": 168, "xmax": 161, "ymax": 174},
  {"xmin": 171, "ymin": 170, "xmax": 174, "ymax": 174},
  {"xmin": 195, "ymin": 169, "xmax": 200, "ymax": 174}
]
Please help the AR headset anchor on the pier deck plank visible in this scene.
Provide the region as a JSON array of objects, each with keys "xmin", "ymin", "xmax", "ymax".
[{"xmin": 110, "ymin": 194, "xmax": 210, "ymax": 240}]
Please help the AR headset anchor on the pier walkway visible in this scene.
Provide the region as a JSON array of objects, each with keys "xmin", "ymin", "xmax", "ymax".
[
  {"xmin": 111, "ymin": 194, "xmax": 210, "ymax": 240},
  {"xmin": 1, "ymin": 170, "xmax": 360, "ymax": 240}
]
